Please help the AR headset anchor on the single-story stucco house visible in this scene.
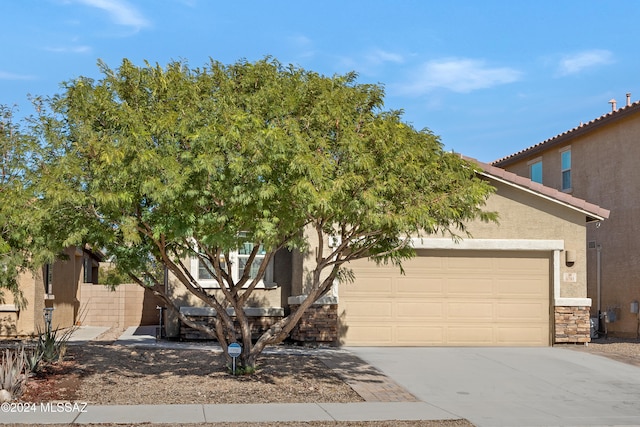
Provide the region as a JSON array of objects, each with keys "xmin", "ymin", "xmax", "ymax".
[{"xmin": 166, "ymin": 158, "xmax": 609, "ymax": 347}]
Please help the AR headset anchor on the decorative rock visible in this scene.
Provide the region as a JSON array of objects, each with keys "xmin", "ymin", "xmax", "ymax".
[{"xmin": 0, "ymin": 389, "xmax": 12, "ymax": 403}]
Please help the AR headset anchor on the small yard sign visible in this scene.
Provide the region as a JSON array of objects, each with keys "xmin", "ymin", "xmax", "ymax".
[
  {"xmin": 228, "ymin": 342, "xmax": 242, "ymax": 374},
  {"xmin": 228, "ymin": 342, "xmax": 242, "ymax": 357}
]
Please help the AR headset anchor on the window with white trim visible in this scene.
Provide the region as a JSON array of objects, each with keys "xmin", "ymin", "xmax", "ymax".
[
  {"xmin": 528, "ymin": 157, "xmax": 543, "ymax": 184},
  {"xmin": 44, "ymin": 264, "xmax": 53, "ymax": 295},
  {"xmin": 560, "ymin": 147, "xmax": 571, "ymax": 191},
  {"xmin": 191, "ymin": 244, "xmax": 275, "ymax": 288}
]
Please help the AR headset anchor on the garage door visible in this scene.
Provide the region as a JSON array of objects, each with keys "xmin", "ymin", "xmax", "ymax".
[{"xmin": 338, "ymin": 249, "xmax": 551, "ymax": 346}]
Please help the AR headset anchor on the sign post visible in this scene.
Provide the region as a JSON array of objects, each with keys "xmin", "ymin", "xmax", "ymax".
[{"xmin": 227, "ymin": 342, "xmax": 242, "ymax": 375}]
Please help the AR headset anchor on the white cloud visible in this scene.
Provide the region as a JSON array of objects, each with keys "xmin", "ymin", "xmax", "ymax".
[
  {"xmin": 45, "ymin": 45, "xmax": 92, "ymax": 54},
  {"xmin": 400, "ymin": 58, "xmax": 522, "ymax": 94},
  {"xmin": 286, "ymin": 34, "xmax": 316, "ymax": 59},
  {"xmin": 365, "ymin": 49, "xmax": 404, "ymax": 65},
  {"xmin": 290, "ymin": 35, "xmax": 312, "ymax": 48},
  {"xmin": 557, "ymin": 50, "xmax": 614, "ymax": 76},
  {"xmin": 76, "ymin": 0, "xmax": 150, "ymax": 30},
  {"xmin": 0, "ymin": 71, "xmax": 34, "ymax": 80}
]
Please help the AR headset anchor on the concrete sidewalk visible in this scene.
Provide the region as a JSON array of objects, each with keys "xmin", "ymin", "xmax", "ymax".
[{"xmin": 1, "ymin": 402, "xmax": 459, "ymax": 424}]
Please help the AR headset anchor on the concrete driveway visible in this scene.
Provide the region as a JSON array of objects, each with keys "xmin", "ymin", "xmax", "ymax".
[{"xmin": 347, "ymin": 346, "xmax": 640, "ymax": 427}]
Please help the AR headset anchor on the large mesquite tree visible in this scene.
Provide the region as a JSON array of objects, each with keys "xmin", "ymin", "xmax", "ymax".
[{"xmin": 34, "ymin": 58, "xmax": 496, "ymax": 368}]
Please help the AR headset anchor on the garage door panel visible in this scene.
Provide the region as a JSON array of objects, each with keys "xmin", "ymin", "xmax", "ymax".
[
  {"xmin": 497, "ymin": 326, "xmax": 548, "ymax": 345},
  {"xmin": 496, "ymin": 278, "xmax": 547, "ymax": 297},
  {"xmin": 446, "ymin": 278, "xmax": 494, "ymax": 297},
  {"xmin": 447, "ymin": 326, "xmax": 494, "ymax": 345},
  {"xmin": 395, "ymin": 277, "xmax": 444, "ymax": 295},
  {"xmin": 343, "ymin": 278, "xmax": 393, "ymax": 294},
  {"xmin": 346, "ymin": 325, "xmax": 393, "ymax": 345},
  {"xmin": 446, "ymin": 256, "xmax": 494, "ymax": 272},
  {"xmin": 447, "ymin": 302, "xmax": 494, "ymax": 320},
  {"xmin": 344, "ymin": 301, "xmax": 393, "ymax": 318},
  {"xmin": 397, "ymin": 301, "xmax": 444, "ymax": 318},
  {"xmin": 403, "ymin": 253, "xmax": 445, "ymax": 270},
  {"xmin": 340, "ymin": 250, "xmax": 551, "ymax": 347},
  {"xmin": 498, "ymin": 302, "xmax": 548, "ymax": 320},
  {"xmin": 396, "ymin": 326, "xmax": 443, "ymax": 344}
]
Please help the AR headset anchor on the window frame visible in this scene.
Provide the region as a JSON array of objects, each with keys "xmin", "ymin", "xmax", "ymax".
[
  {"xmin": 44, "ymin": 263, "xmax": 53, "ymax": 296},
  {"xmin": 528, "ymin": 157, "xmax": 543, "ymax": 184},
  {"xmin": 190, "ymin": 249, "xmax": 276, "ymax": 289},
  {"xmin": 560, "ymin": 147, "xmax": 571, "ymax": 192}
]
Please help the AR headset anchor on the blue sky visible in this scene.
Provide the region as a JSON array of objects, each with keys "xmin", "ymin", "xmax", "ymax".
[{"xmin": 2, "ymin": 1, "xmax": 640, "ymax": 162}]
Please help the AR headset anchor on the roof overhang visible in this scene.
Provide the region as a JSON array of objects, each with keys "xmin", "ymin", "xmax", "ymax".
[{"xmin": 462, "ymin": 155, "xmax": 610, "ymax": 223}]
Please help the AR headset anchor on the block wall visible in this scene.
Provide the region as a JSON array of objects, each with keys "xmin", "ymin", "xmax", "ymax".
[{"xmin": 79, "ymin": 283, "xmax": 161, "ymax": 328}]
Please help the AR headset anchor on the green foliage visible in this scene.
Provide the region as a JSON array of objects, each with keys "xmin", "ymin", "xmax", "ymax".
[
  {"xmin": 24, "ymin": 346, "xmax": 44, "ymax": 374},
  {"xmin": 0, "ymin": 106, "xmax": 38, "ymax": 307},
  {"xmin": 36, "ymin": 326, "xmax": 74, "ymax": 364},
  {"xmin": 98, "ymin": 263, "xmax": 133, "ymax": 288},
  {"xmin": 32, "ymin": 57, "xmax": 496, "ymax": 367},
  {"xmin": 0, "ymin": 347, "xmax": 28, "ymax": 400},
  {"xmin": 227, "ymin": 364, "xmax": 257, "ymax": 376}
]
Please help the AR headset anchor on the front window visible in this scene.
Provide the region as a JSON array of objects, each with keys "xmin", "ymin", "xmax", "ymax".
[
  {"xmin": 529, "ymin": 160, "xmax": 542, "ymax": 184},
  {"xmin": 44, "ymin": 264, "xmax": 53, "ymax": 295},
  {"xmin": 193, "ymin": 244, "xmax": 274, "ymax": 288},
  {"xmin": 237, "ymin": 242, "xmax": 266, "ymax": 280},
  {"xmin": 83, "ymin": 256, "xmax": 92, "ymax": 283},
  {"xmin": 561, "ymin": 149, "xmax": 571, "ymax": 191}
]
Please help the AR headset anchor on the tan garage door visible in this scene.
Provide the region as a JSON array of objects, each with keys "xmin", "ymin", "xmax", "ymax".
[{"xmin": 338, "ymin": 249, "xmax": 551, "ymax": 346}]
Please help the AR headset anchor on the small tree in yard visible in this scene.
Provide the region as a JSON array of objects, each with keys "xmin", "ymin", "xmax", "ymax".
[{"xmin": 33, "ymin": 57, "xmax": 496, "ymax": 369}]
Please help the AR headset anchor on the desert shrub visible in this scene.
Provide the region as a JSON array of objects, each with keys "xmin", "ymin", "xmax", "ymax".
[
  {"xmin": 36, "ymin": 326, "xmax": 74, "ymax": 363},
  {"xmin": 0, "ymin": 347, "xmax": 28, "ymax": 401}
]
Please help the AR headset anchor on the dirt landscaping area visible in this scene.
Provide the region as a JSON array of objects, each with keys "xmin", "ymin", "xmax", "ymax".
[{"xmin": 21, "ymin": 343, "xmax": 363, "ymax": 405}]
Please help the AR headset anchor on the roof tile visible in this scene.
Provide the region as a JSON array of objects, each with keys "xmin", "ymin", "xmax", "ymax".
[{"xmin": 462, "ymin": 155, "xmax": 610, "ymax": 220}]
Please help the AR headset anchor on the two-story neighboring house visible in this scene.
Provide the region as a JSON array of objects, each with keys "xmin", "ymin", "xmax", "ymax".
[{"xmin": 493, "ymin": 95, "xmax": 640, "ymax": 338}]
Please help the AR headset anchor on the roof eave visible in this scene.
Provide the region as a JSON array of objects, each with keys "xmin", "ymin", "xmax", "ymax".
[
  {"xmin": 493, "ymin": 101, "xmax": 640, "ymax": 167},
  {"xmin": 477, "ymin": 171, "xmax": 608, "ymax": 222}
]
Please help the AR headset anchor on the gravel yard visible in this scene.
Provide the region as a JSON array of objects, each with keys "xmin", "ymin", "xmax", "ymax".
[
  {"xmin": 562, "ymin": 336, "xmax": 640, "ymax": 366},
  {"xmin": 20, "ymin": 343, "xmax": 364, "ymax": 405}
]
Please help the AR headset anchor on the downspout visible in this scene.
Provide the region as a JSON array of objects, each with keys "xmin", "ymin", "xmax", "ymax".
[{"xmin": 597, "ymin": 244, "xmax": 602, "ymax": 325}]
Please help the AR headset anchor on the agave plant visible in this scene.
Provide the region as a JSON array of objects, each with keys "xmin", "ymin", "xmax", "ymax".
[
  {"xmin": 24, "ymin": 345, "xmax": 44, "ymax": 374},
  {"xmin": 0, "ymin": 347, "xmax": 28, "ymax": 401},
  {"xmin": 36, "ymin": 325, "xmax": 74, "ymax": 364}
]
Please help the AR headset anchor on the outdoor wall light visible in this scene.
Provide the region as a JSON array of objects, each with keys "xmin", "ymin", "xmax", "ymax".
[{"xmin": 565, "ymin": 250, "xmax": 576, "ymax": 266}]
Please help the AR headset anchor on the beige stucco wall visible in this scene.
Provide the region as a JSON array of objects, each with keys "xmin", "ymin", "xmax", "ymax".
[
  {"xmin": 499, "ymin": 113, "xmax": 640, "ymax": 336},
  {"xmin": 295, "ymin": 177, "xmax": 588, "ymax": 301},
  {"xmin": 47, "ymin": 247, "xmax": 83, "ymax": 331},
  {"xmin": 0, "ymin": 269, "xmax": 45, "ymax": 337},
  {"xmin": 292, "ymin": 227, "xmax": 338, "ymax": 297}
]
